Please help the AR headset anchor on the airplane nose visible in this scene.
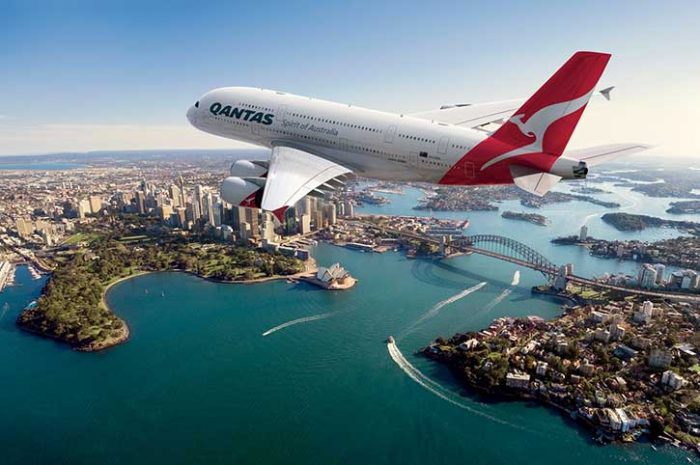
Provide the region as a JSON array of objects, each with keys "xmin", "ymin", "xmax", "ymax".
[{"xmin": 186, "ymin": 104, "xmax": 198, "ymax": 126}]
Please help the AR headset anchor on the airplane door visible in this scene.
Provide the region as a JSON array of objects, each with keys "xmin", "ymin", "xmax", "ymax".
[
  {"xmin": 384, "ymin": 125, "xmax": 396, "ymax": 143},
  {"xmin": 339, "ymin": 138, "xmax": 349, "ymax": 151},
  {"xmin": 438, "ymin": 136, "xmax": 449, "ymax": 154},
  {"xmin": 409, "ymin": 151, "xmax": 418, "ymax": 165},
  {"xmin": 463, "ymin": 161, "xmax": 475, "ymax": 179},
  {"xmin": 278, "ymin": 104, "xmax": 288, "ymax": 120}
]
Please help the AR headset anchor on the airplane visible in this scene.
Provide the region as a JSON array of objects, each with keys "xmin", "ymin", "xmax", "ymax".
[{"xmin": 186, "ymin": 51, "xmax": 649, "ymax": 221}]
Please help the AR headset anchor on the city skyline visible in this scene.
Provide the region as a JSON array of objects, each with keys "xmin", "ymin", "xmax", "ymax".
[{"xmin": 2, "ymin": 1, "xmax": 700, "ymax": 157}]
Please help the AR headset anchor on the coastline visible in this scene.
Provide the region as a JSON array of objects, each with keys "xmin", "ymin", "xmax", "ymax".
[{"xmin": 87, "ymin": 259, "xmax": 320, "ymax": 352}]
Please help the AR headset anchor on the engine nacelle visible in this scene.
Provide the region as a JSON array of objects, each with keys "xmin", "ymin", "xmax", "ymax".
[
  {"xmin": 229, "ymin": 160, "xmax": 268, "ymax": 177},
  {"xmin": 220, "ymin": 176, "xmax": 265, "ymax": 208},
  {"xmin": 549, "ymin": 156, "xmax": 588, "ymax": 180}
]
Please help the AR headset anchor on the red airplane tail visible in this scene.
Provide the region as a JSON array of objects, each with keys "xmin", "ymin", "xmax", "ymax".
[{"xmin": 440, "ymin": 51, "xmax": 611, "ymax": 185}]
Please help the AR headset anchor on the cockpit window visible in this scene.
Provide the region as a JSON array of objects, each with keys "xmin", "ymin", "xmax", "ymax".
[{"xmin": 195, "ymin": 101, "xmax": 199, "ymax": 108}]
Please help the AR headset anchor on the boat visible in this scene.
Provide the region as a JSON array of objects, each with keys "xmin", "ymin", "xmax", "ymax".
[
  {"xmin": 387, "ymin": 336, "xmax": 395, "ymax": 344},
  {"xmin": 161, "ymin": 291, "xmax": 165, "ymax": 297}
]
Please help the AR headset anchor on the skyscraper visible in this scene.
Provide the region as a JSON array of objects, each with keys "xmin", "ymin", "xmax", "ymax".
[{"xmin": 169, "ymin": 184, "xmax": 181, "ymax": 207}]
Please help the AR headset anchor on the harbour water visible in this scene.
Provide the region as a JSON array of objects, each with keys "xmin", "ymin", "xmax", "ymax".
[{"xmin": 0, "ymin": 183, "xmax": 696, "ymax": 464}]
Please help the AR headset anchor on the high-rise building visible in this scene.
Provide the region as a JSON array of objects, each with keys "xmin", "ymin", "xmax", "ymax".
[
  {"xmin": 135, "ymin": 191, "xmax": 147, "ymax": 215},
  {"xmin": 637, "ymin": 264, "xmax": 657, "ymax": 289},
  {"xmin": 245, "ymin": 208, "xmax": 259, "ymax": 238},
  {"xmin": 213, "ymin": 201, "xmax": 223, "ymax": 227},
  {"xmin": 169, "ymin": 184, "xmax": 182, "ymax": 207},
  {"xmin": 300, "ymin": 214, "xmax": 311, "ymax": 234},
  {"xmin": 344, "ymin": 200, "xmax": 354, "ymax": 218},
  {"xmin": 579, "ymin": 225, "xmax": 588, "ymax": 241},
  {"xmin": 325, "ymin": 203, "xmax": 337, "ymax": 225},
  {"xmin": 191, "ymin": 191, "xmax": 202, "ymax": 221},
  {"xmin": 653, "ymin": 264, "xmax": 666, "ymax": 284},
  {"xmin": 261, "ymin": 213, "xmax": 276, "ymax": 242},
  {"xmin": 204, "ymin": 192, "xmax": 216, "ymax": 226},
  {"xmin": 15, "ymin": 218, "xmax": 34, "ymax": 238},
  {"xmin": 78, "ymin": 199, "xmax": 92, "ymax": 218},
  {"xmin": 89, "ymin": 195, "xmax": 103, "ymax": 214},
  {"xmin": 174, "ymin": 207, "xmax": 187, "ymax": 228},
  {"xmin": 239, "ymin": 221, "xmax": 251, "ymax": 241},
  {"xmin": 158, "ymin": 204, "xmax": 173, "ymax": 221}
]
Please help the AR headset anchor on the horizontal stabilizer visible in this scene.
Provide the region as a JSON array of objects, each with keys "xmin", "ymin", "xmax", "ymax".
[
  {"xmin": 510, "ymin": 165, "xmax": 562, "ymax": 197},
  {"xmin": 565, "ymin": 143, "xmax": 651, "ymax": 166}
]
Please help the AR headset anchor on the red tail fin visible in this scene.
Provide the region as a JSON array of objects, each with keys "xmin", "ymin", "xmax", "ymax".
[{"xmin": 440, "ymin": 51, "xmax": 611, "ymax": 184}]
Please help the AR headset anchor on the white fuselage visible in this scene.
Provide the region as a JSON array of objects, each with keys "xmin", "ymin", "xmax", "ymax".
[{"xmin": 187, "ymin": 87, "xmax": 489, "ymax": 183}]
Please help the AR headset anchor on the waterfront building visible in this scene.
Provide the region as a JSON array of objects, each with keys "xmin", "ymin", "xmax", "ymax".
[
  {"xmin": 505, "ymin": 372, "xmax": 531, "ymax": 389},
  {"xmin": 669, "ymin": 269, "xmax": 699, "ymax": 290},
  {"xmin": 344, "ymin": 200, "xmax": 354, "ymax": 218},
  {"xmin": 300, "ymin": 214, "xmax": 311, "ymax": 234},
  {"xmin": 653, "ymin": 263, "xmax": 666, "ymax": 284},
  {"xmin": 579, "ymin": 225, "xmax": 588, "ymax": 241},
  {"xmin": 637, "ymin": 264, "xmax": 657, "ymax": 289}
]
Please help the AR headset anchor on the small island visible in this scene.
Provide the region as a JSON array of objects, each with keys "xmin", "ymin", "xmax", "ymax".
[
  {"xmin": 668, "ymin": 200, "xmax": 700, "ymax": 215},
  {"xmin": 601, "ymin": 212, "xmax": 700, "ymax": 236},
  {"xmin": 423, "ymin": 297, "xmax": 700, "ymax": 449},
  {"xmin": 501, "ymin": 210, "xmax": 548, "ymax": 226}
]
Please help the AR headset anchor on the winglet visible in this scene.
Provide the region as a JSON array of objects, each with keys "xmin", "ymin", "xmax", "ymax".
[
  {"xmin": 599, "ymin": 86, "xmax": 614, "ymax": 101},
  {"xmin": 510, "ymin": 165, "xmax": 562, "ymax": 197}
]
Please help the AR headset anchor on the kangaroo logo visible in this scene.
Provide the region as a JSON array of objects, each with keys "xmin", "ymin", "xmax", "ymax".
[{"xmin": 480, "ymin": 89, "xmax": 594, "ymax": 171}]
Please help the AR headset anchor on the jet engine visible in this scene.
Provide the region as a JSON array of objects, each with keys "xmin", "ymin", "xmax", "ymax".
[
  {"xmin": 229, "ymin": 160, "xmax": 268, "ymax": 177},
  {"xmin": 220, "ymin": 176, "xmax": 265, "ymax": 208}
]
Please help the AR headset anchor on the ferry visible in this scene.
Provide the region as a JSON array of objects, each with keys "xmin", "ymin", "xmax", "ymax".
[{"xmin": 387, "ymin": 336, "xmax": 395, "ymax": 344}]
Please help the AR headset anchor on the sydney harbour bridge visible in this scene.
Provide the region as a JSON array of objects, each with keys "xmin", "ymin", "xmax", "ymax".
[{"xmin": 361, "ymin": 221, "xmax": 700, "ymax": 302}]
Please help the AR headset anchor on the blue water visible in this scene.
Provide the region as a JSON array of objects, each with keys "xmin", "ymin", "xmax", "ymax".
[{"xmin": 0, "ymin": 184, "xmax": 694, "ymax": 464}]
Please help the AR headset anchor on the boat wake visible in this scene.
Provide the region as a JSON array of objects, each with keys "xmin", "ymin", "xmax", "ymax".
[
  {"xmin": 262, "ymin": 312, "xmax": 336, "ymax": 337},
  {"xmin": 387, "ymin": 340, "xmax": 522, "ymax": 429},
  {"xmin": 481, "ymin": 270, "xmax": 520, "ymax": 315},
  {"xmin": 412, "ymin": 282, "xmax": 487, "ymax": 328},
  {"xmin": 482, "ymin": 289, "xmax": 512, "ymax": 314}
]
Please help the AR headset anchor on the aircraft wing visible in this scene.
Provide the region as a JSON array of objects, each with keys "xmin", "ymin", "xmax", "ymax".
[
  {"xmin": 565, "ymin": 143, "xmax": 652, "ymax": 166},
  {"xmin": 409, "ymin": 99, "xmax": 523, "ymax": 129},
  {"xmin": 261, "ymin": 145, "xmax": 352, "ymax": 219},
  {"xmin": 410, "ymin": 87, "xmax": 614, "ymax": 130}
]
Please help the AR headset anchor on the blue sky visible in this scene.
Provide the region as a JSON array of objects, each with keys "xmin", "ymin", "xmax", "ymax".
[{"xmin": 2, "ymin": 0, "xmax": 699, "ymax": 156}]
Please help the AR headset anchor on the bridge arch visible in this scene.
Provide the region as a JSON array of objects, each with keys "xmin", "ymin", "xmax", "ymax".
[{"xmin": 453, "ymin": 234, "xmax": 558, "ymax": 276}]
